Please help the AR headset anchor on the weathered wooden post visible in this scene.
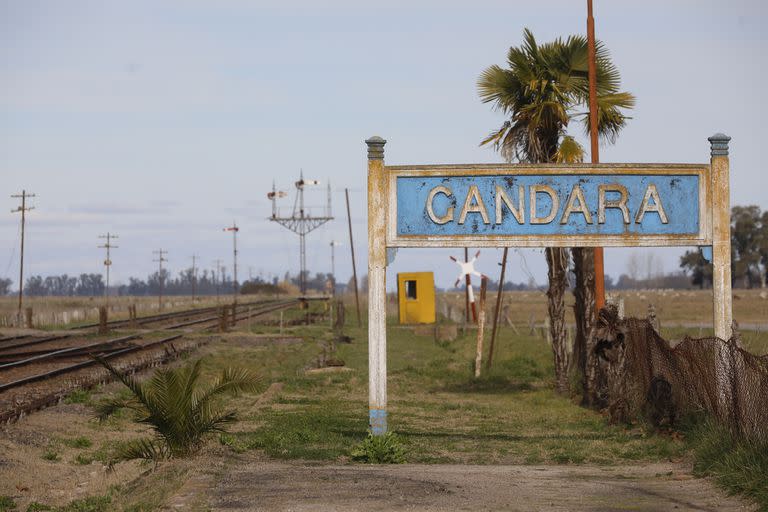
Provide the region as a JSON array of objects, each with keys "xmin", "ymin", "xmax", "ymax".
[
  {"xmin": 367, "ymin": 136, "xmax": 388, "ymax": 435},
  {"xmin": 709, "ymin": 133, "xmax": 734, "ymax": 424},
  {"xmin": 98, "ymin": 306, "xmax": 108, "ymax": 334},
  {"xmin": 709, "ymin": 133, "xmax": 732, "ymax": 341},
  {"xmin": 25, "ymin": 307, "xmax": 33, "ymax": 329}
]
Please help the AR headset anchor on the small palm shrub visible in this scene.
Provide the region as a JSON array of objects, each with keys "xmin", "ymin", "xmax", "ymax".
[
  {"xmin": 351, "ymin": 431, "xmax": 406, "ymax": 464},
  {"xmin": 95, "ymin": 358, "xmax": 260, "ymax": 464}
]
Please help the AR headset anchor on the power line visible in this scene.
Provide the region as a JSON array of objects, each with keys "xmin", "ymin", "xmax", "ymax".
[{"xmin": 11, "ymin": 190, "xmax": 35, "ymax": 326}]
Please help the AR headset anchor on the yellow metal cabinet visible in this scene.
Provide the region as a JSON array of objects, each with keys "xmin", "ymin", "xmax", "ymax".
[{"xmin": 397, "ymin": 272, "xmax": 436, "ymax": 324}]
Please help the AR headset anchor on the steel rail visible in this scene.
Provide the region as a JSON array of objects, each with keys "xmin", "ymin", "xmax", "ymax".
[
  {"xmin": 0, "ymin": 334, "xmax": 183, "ymax": 392},
  {"xmin": 0, "ymin": 334, "xmax": 72, "ymax": 353},
  {"xmin": 72, "ymin": 299, "xmax": 270, "ymax": 330},
  {"xmin": 0, "ymin": 334, "xmax": 141, "ymax": 371}
]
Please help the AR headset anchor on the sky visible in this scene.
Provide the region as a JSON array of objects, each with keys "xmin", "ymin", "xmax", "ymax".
[{"xmin": 2, "ymin": 0, "xmax": 767, "ymax": 291}]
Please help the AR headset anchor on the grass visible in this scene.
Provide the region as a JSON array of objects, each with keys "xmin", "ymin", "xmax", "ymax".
[
  {"xmin": 60, "ymin": 298, "xmax": 767, "ymax": 509},
  {"xmin": 0, "ymin": 496, "xmax": 16, "ymax": 512},
  {"xmin": 63, "ymin": 390, "xmax": 92, "ymax": 405},
  {"xmin": 681, "ymin": 416, "xmax": 768, "ymax": 511},
  {"xmin": 41, "ymin": 449, "xmax": 60, "ymax": 462},
  {"xmin": 61, "ymin": 437, "xmax": 92, "ymax": 449},
  {"xmin": 198, "ymin": 313, "xmax": 694, "ymax": 466}
]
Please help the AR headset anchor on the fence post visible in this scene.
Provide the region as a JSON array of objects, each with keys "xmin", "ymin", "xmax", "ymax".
[{"xmin": 25, "ymin": 307, "xmax": 33, "ymax": 329}]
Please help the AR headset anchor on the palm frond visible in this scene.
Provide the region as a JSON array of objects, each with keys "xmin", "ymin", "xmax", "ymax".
[
  {"xmin": 111, "ymin": 437, "xmax": 168, "ymax": 465},
  {"xmin": 555, "ymin": 135, "xmax": 585, "ymax": 164}
]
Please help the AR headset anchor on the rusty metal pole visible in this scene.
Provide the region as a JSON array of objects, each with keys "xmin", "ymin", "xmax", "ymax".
[
  {"xmin": 464, "ymin": 247, "xmax": 470, "ymax": 322},
  {"xmin": 345, "ymin": 188, "xmax": 362, "ymax": 327},
  {"xmin": 587, "ymin": 0, "xmax": 605, "ymax": 314},
  {"xmin": 486, "ymin": 247, "xmax": 508, "ymax": 370}
]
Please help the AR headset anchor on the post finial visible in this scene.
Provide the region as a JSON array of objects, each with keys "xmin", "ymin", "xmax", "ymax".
[
  {"xmin": 365, "ymin": 136, "xmax": 387, "ymax": 160},
  {"xmin": 708, "ymin": 133, "xmax": 731, "ymax": 157}
]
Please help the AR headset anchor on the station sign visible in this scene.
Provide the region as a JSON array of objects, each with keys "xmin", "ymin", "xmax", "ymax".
[{"xmin": 387, "ymin": 165, "xmax": 710, "ymax": 247}]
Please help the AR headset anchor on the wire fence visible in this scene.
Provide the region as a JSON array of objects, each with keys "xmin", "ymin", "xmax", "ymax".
[{"xmin": 593, "ymin": 305, "xmax": 768, "ymax": 442}]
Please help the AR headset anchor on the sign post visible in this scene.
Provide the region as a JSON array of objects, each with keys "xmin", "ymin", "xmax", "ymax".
[{"xmin": 365, "ymin": 134, "xmax": 732, "ymax": 435}]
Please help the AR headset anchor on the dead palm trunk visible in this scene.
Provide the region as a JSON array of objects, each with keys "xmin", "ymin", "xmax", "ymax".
[
  {"xmin": 572, "ymin": 247, "xmax": 596, "ymax": 404},
  {"xmin": 546, "ymin": 247, "xmax": 570, "ymax": 394}
]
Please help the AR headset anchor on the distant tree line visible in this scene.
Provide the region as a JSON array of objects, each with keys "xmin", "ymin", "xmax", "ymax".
[
  {"xmin": 680, "ymin": 205, "xmax": 767, "ymax": 289},
  {"xmin": 8, "ymin": 268, "xmax": 341, "ymax": 297}
]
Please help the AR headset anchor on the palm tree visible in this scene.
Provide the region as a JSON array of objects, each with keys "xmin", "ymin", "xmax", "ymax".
[
  {"xmin": 95, "ymin": 358, "xmax": 261, "ymax": 464},
  {"xmin": 478, "ymin": 28, "xmax": 634, "ymax": 394}
]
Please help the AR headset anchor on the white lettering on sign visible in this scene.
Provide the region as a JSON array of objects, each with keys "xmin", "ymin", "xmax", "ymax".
[
  {"xmin": 425, "ymin": 182, "xmax": 669, "ymax": 226},
  {"xmin": 458, "ymin": 185, "xmax": 490, "ymax": 225},
  {"xmin": 635, "ymin": 184, "xmax": 669, "ymax": 224},
  {"xmin": 598, "ymin": 184, "xmax": 630, "ymax": 224},
  {"xmin": 426, "ymin": 185, "xmax": 454, "ymax": 224},
  {"xmin": 495, "ymin": 185, "xmax": 524, "ymax": 225}
]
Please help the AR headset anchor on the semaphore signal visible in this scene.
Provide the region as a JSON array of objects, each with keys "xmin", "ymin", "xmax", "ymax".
[{"xmin": 268, "ymin": 171, "xmax": 333, "ymax": 295}]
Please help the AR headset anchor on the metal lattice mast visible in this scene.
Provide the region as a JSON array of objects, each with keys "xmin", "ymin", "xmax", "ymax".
[
  {"xmin": 98, "ymin": 233, "xmax": 118, "ymax": 309},
  {"xmin": 11, "ymin": 190, "xmax": 35, "ymax": 327},
  {"xmin": 268, "ymin": 171, "xmax": 333, "ymax": 295}
]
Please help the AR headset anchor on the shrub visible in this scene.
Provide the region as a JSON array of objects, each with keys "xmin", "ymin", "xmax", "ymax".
[
  {"xmin": 351, "ymin": 432, "xmax": 406, "ymax": 464},
  {"xmin": 94, "ymin": 358, "xmax": 260, "ymax": 464}
]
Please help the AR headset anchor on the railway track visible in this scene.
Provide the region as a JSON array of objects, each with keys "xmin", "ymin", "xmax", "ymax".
[{"xmin": 0, "ymin": 298, "xmax": 302, "ymax": 422}]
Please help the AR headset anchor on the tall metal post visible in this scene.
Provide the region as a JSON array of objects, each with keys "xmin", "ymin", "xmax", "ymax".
[
  {"xmin": 98, "ymin": 233, "xmax": 118, "ymax": 309},
  {"xmin": 366, "ymin": 136, "xmax": 387, "ymax": 435},
  {"xmin": 587, "ymin": 0, "xmax": 605, "ymax": 314},
  {"xmin": 153, "ymin": 249, "xmax": 167, "ymax": 311},
  {"xmin": 11, "ymin": 190, "xmax": 35, "ymax": 327},
  {"xmin": 191, "ymin": 254, "xmax": 198, "ymax": 302},
  {"xmin": 224, "ymin": 223, "xmax": 239, "ymax": 304},
  {"xmin": 330, "ymin": 240, "xmax": 341, "ymax": 297},
  {"xmin": 346, "ymin": 188, "xmax": 362, "ymax": 327},
  {"xmin": 213, "ymin": 259, "xmax": 223, "ymax": 304}
]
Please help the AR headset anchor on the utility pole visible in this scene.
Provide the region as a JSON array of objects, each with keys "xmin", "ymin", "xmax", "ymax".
[
  {"xmin": 213, "ymin": 259, "xmax": 223, "ymax": 304},
  {"xmin": 191, "ymin": 254, "xmax": 198, "ymax": 302},
  {"xmin": 98, "ymin": 233, "xmax": 118, "ymax": 309},
  {"xmin": 330, "ymin": 240, "xmax": 341, "ymax": 297},
  {"xmin": 11, "ymin": 190, "xmax": 35, "ymax": 327},
  {"xmin": 153, "ymin": 249, "xmax": 167, "ymax": 311},
  {"xmin": 268, "ymin": 172, "xmax": 333, "ymax": 295},
  {"xmin": 587, "ymin": 0, "xmax": 605, "ymax": 313},
  {"xmin": 223, "ymin": 222, "xmax": 239, "ymax": 304},
  {"xmin": 345, "ymin": 188, "xmax": 361, "ymax": 327}
]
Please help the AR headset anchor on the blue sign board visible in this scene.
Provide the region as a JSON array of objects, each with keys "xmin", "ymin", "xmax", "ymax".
[{"xmin": 395, "ymin": 174, "xmax": 700, "ymax": 237}]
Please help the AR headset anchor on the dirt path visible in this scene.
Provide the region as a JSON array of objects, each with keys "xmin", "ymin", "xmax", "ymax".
[{"xmin": 167, "ymin": 457, "xmax": 754, "ymax": 512}]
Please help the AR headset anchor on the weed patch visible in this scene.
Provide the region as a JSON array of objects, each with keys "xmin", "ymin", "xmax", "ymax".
[{"xmin": 351, "ymin": 432, "xmax": 406, "ymax": 463}]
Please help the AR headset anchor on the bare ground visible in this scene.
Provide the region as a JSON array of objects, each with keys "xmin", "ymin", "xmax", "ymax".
[{"xmin": 162, "ymin": 456, "xmax": 755, "ymax": 512}]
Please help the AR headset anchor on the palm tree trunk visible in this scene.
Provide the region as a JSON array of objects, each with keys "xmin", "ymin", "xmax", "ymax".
[
  {"xmin": 546, "ymin": 247, "xmax": 570, "ymax": 394},
  {"xmin": 572, "ymin": 247, "xmax": 596, "ymax": 405}
]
